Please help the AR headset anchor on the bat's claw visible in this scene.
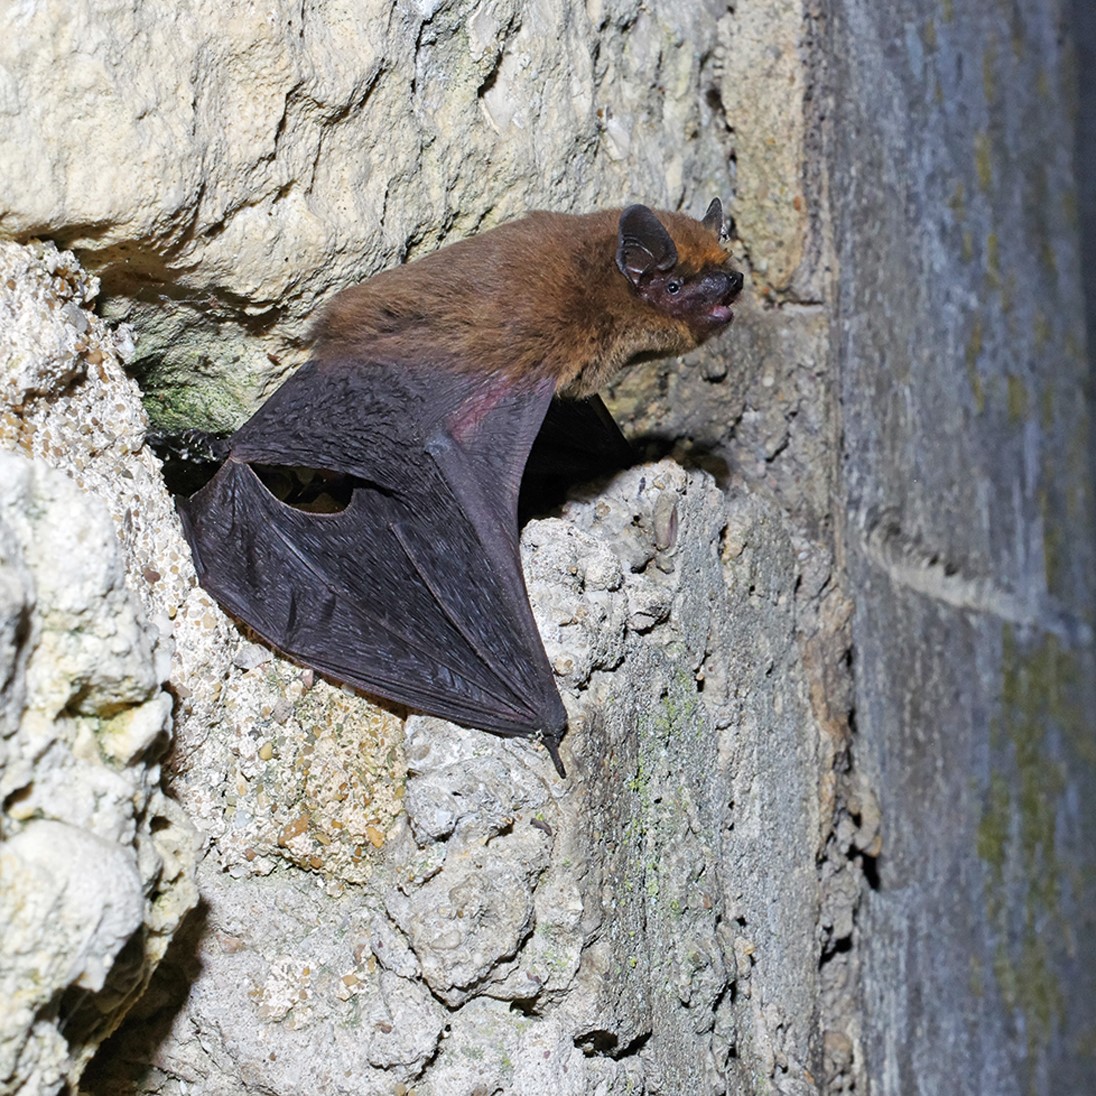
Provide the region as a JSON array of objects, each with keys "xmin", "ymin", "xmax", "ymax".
[{"xmin": 542, "ymin": 735, "xmax": 567, "ymax": 779}]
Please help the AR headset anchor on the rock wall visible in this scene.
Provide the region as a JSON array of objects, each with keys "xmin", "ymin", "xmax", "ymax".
[
  {"xmin": 0, "ymin": 233, "xmax": 852, "ymax": 1094},
  {"xmin": 1, "ymin": 0, "xmax": 1092, "ymax": 1094},
  {"xmin": 91, "ymin": 456, "xmax": 840, "ymax": 1096},
  {"xmin": 1, "ymin": 2, "xmax": 859, "ymax": 1093},
  {"xmin": 1, "ymin": 0, "xmax": 748, "ymax": 434},
  {"xmin": 829, "ymin": 1, "xmax": 1096, "ymax": 1091},
  {"xmin": 0, "ymin": 242, "xmax": 198, "ymax": 1094}
]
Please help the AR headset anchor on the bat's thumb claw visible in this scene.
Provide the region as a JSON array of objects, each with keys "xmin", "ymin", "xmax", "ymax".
[{"xmin": 543, "ymin": 736, "xmax": 567, "ymax": 779}]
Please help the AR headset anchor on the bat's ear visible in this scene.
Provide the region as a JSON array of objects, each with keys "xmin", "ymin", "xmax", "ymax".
[
  {"xmin": 616, "ymin": 205, "xmax": 679, "ymax": 287},
  {"xmin": 701, "ymin": 197, "xmax": 726, "ymax": 238}
]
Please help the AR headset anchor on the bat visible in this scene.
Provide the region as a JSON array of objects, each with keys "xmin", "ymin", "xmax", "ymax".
[{"xmin": 177, "ymin": 200, "xmax": 743, "ymax": 776}]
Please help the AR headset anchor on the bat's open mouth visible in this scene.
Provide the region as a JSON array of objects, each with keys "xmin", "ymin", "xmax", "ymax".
[{"xmin": 708, "ymin": 304, "xmax": 735, "ymax": 326}]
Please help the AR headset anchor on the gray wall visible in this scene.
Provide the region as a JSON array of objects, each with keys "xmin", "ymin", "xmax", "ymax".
[
  {"xmin": 1072, "ymin": 0, "xmax": 1096, "ymax": 366},
  {"xmin": 831, "ymin": 1, "xmax": 1096, "ymax": 1091}
]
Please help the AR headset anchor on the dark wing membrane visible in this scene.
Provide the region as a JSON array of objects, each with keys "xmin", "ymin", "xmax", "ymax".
[
  {"xmin": 178, "ymin": 356, "xmax": 567, "ymax": 751},
  {"xmin": 526, "ymin": 394, "xmax": 634, "ymax": 479},
  {"xmin": 519, "ymin": 395, "xmax": 634, "ymax": 521}
]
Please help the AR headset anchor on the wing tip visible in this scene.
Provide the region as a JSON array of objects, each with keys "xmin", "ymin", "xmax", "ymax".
[
  {"xmin": 543, "ymin": 735, "xmax": 567, "ymax": 779},
  {"xmin": 541, "ymin": 692, "xmax": 574, "ymax": 780},
  {"xmin": 540, "ymin": 700, "xmax": 569, "ymax": 779}
]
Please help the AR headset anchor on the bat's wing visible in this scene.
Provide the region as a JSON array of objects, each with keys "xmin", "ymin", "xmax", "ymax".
[
  {"xmin": 178, "ymin": 356, "xmax": 569, "ymax": 774},
  {"xmin": 520, "ymin": 395, "xmax": 634, "ymax": 520}
]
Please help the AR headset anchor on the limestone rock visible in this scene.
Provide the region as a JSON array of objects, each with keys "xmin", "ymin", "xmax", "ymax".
[
  {"xmin": 0, "ymin": 453, "xmax": 198, "ymax": 1096},
  {"xmin": 78, "ymin": 454, "xmax": 828, "ymax": 1096},
  {"xmin": 0, "ymin": 0, "xmax": 738, "ymax": 433}
]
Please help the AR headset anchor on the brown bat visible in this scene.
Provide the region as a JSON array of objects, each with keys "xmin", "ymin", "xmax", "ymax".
[{"xmin": 178, "ymin": 200, "xmax": 743, "ymax": 776}]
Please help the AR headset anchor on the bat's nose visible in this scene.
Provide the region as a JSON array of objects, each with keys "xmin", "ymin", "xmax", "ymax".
[{"xmin": 701, "ymin": 269, "xmax": 744, "ymax": 304}]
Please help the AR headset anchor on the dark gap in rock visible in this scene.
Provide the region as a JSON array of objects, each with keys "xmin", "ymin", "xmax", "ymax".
[
  {"xmin": 862, "ymin": 850, "xmax": 881, "ymax": 891},
  {"xmin": 614, "ymin": 1030, "xmax": 651, "ymax": 1059},
  {"xmin": 2, "ymin": 783, "xmax": 32, "ymax": 814},
  {"xmin": 573, "ymin": 1028, "xmax": 650, "ymax": 1060},
  {"xmin": 574, "ymin": 1028, "xmax": 618, "ymax": 1057},
  {"xmin": 824, "ymin": 935, "xmax": 854, "ymax": 960},
  {"xmin": 476, "ymin": 51, "xmax": 503, "ymax": 101},
  {"xmin": 146, "ymin": 429, "xmax": 228, "ymax": 498},
  {"xmin": 508, "ymin": 996, "xmax": 540, "ymax": 1017}
]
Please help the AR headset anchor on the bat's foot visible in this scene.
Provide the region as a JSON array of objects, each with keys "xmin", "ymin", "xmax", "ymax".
[
  {"xmin": 147, "ymin": 427, "xmax": 231, "ymax": 464},
  {"xmin": 148, "ymin": 427, "xmax": 233, "ymax": 498}
]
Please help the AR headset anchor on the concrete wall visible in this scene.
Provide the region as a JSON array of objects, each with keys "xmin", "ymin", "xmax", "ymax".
[{"xmin": 830, "ymin": 1, "xmax": 1096, "ymax": 1091}]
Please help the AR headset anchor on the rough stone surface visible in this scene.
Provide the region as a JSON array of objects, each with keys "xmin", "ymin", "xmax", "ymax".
[
  {"xmin": 0, "ymin": 240, "xmax": 203, "ymax": 1096},
  {"xmin": 0, "ymin": 0, "xmax": 745, "ymax": 434},
  {"xmin": 0, "ymin": 237, "xmax": 850, "ymax": 1095},
  {"xmin": 1076, "ymin": 0, "xmax": 1096, "ymax": 351},
  {"xmin": 718, "ymin": 0, "xmax": 809, "ymax": 293},
  {"xmin": 0, "ymin": 0, "xmax": 866, "ymax": 1089},
  {"xmin": 82, "ymin": 458, "xmax": 833, "ymax": 1096},
  {"xmin": 830, "ymin": 2, "xmax": 1096, "ymax": 1093},
  {"xmin": 0, "ymin": 230, "xmax": 847, "ymax": 1095},
  {"xmin": 0, "ymin": 451, "xmax": 197, "ymax": 1096}
]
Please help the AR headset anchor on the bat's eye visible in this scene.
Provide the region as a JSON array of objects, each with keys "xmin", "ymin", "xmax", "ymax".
[{"xmin": 667, "ymin": 280, "xmax": 682, "ymax": 295}]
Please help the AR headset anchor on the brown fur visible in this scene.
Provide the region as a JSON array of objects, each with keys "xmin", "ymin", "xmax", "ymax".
[{"xmin": 313, "ymin": 208, "xmax": 735, "ymax": 399}]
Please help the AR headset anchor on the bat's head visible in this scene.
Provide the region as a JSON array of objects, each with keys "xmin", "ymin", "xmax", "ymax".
[{"xmin": 615, "ymin": 200, "xmax": 744, "ymax": 344}]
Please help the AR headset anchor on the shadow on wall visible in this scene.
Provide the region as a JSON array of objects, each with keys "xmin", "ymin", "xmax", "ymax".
[{"xmin": 80, "ymin": 903, "xmax": 209, "ymax": 1095}]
